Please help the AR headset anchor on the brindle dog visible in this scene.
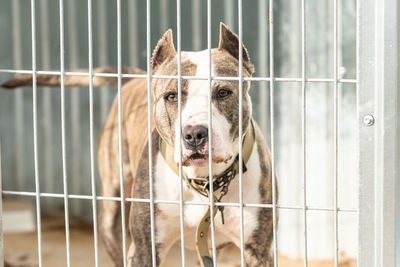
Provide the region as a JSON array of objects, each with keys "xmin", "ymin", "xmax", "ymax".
[{"xmin": 2, "ymin": 23, "xmax": 277, "ymax": 267}]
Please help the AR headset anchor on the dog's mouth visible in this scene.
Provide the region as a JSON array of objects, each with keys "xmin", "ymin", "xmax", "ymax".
[
  {"xmin": 179, "ymin": 139, "xmax": 232, "ymax": 167},
  {"xmin": 189, "ymin": 152, "xmax": 207, "ymax": 160},
  {"xmin": 182, "ymin": 152, "xmax": 209, "ymax": 166},
  {"xmin": 182, "ymin": 152, "xmax": 232, "ymax": 167}
]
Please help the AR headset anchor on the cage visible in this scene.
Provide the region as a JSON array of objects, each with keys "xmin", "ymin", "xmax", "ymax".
[{"xmin": 0, "ymin": 0, "xmax": 398, "ymax": 266}]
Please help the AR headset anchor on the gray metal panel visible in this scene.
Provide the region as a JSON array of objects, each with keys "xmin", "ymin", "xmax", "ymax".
[{"xmin": 357, "ymin": 0, "xmax": 399, "ymax": 266}]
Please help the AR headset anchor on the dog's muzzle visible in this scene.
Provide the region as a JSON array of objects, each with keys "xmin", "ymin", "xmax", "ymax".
[{"xmin": 182, "ymin": 124, "xmax": 208, "ymax": 151}]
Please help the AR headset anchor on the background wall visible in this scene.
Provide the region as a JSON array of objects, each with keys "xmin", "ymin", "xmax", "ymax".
[{"xmin": 0, "ymin": 0, "xmax": 357, "ymax": 260}]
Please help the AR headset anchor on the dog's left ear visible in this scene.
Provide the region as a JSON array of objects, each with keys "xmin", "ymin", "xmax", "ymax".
[
  {"xmin": 152, "ymin": 29, "xmax": 177, "ymax": 70},
  {"xmin": 218, "ymin": 23, "xmax": 254, "ymax": 75}
]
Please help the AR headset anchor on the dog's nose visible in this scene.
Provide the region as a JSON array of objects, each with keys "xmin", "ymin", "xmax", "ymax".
[{"xmin": 182, "ymin": 125, "xmax": 208, "ymax": 150}]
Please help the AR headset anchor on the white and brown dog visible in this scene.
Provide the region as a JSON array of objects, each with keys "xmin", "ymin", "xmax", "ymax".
[{"xmin": 2, "ymin": 23, "xmax": 276, "ymax": 267}]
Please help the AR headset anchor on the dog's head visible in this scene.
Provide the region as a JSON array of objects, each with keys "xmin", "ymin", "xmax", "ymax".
[{"xmin": 151, "ymin": 23, "xmax": 254, "ymax": 177}]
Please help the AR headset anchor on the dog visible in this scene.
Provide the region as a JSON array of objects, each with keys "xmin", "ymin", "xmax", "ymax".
[{"xmin": 2, "ymin": 23, "xmax": 277, "ymax": 267}]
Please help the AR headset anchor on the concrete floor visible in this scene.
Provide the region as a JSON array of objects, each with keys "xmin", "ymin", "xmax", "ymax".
[{"xmin": 4, "ymin": 216, "xmax": 356, "ymax": 267}]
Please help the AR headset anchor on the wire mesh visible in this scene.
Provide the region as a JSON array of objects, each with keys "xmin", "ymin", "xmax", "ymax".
[{"xmin": 0, "ymin": 1, "xmax": 362, "ymax": 266}]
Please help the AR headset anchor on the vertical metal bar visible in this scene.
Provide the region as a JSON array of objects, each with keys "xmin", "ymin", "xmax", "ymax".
[
  {"xmin": 67, "ymin": 0, "xmax": 82, "ymax": 217},
  {"xmin": 268, "ymin": 0, "xmax": 278, "ymax": 266},
  {"xmin": 257, "ymin": 0, "xmax": 268, "ymax": 137},
  {"xmin": 176, "ymin": 0, "xmax": 186, "ymax": 266},
  {"xmin": 146, "ymin": 0, "xmax": 156, "ymax": 266},
  {"xmin": 237, "ymin": 0, "xmax": 245, "ymax": 266},
  {"xmin": 39, "ymin": 0, "xmax": 54, "ymax": 198},
  {"xmin": 358, "ymin": 0, "xmax": 399, "ymax": 266},
  {"xmin": 192, "ymin": 0, "xmax": 201, "ymax": 51},
  {"xmin": 333, "ymin": 0, "xmax": 339, "ymax": 266},
  {"xmin": 59, "ymin": 0, "xmax": 71, "ymax": 265},
  {"xmin": 116, "ymin": 0, "xmax": 128, "ymax": 265},
  {"xmin": 98, "ymin": 0, "xmax": 110, "ymax": 122},
  {"xmin": 128, "ymin": 0, "xmax": 138, "ymax": 68},
  {"xmin": 357, "ymin": 0, "xmax": 375, "ymax": 264},
  {"xmin": 11, "ymin": 0, "xmax": 25, "ymax": 191},
  {"xmin": 301, "ymin": 0, "xmax": 308, "ymax": 266},
  {"xmin": 87, "ymin": 0, "xmax": 100, "ymax": 265},
  {"xmin": 207, "ymin": 0, "xmax": 217, "ymax": 265},
  {"xmin": 30, "ymin": 0, "xmax": 43, "ymax": 265}
]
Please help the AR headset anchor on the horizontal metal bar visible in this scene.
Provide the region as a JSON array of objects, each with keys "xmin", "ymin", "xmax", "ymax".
[
  {"xmin": 0, "ymin": 69, "xmax": 357, "ymax": 83},
  {"xmin": 2, "ymin": 190, "xmax": 357, "ymax": 212}
]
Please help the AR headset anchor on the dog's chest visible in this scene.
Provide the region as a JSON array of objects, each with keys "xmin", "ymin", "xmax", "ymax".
[{"xmin": 154, "ymin": 147, "xmax": 262, "ymax": 248}]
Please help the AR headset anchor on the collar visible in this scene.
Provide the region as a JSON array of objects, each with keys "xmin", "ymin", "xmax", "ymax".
[{"xmin": 159, "ymin": 119, "xmax": 255, "ymax": 198}]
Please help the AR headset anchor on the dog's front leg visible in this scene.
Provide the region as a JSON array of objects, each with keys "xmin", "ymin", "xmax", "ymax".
[
  {"xmin": 128, "ymin": 202, "xmax": 179, "ymax": 267},
  {"xmin": 127, "ymin": 201, "xmax": 157, "ymax": 267},
  {"xmin": 242, "ymin": 207, "xmax": 274, "ymax": 267}
]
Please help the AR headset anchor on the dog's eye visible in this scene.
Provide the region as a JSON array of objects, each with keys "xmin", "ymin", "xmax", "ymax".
[
  {"xmin": 216, "ymin": 88, "xmax": 232, "ymax": 99},
  {"xmin": 165, "ymin": 93, "xmax": 178, "ymax": 103}
]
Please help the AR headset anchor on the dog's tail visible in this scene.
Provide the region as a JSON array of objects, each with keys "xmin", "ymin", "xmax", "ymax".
[{"xmin": 1, "ymin": 67, "xmax": 146, "ymax": 89}]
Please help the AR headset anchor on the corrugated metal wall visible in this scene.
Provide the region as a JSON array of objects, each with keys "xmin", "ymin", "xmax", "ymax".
[{"xmin": 0, "ymin": 0, "xmax": 357, "ymax": 260}]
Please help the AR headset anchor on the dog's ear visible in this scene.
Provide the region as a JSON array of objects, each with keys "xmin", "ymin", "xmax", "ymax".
[
  {"xmin": 152, "ymin": 29, "xmax": 176, "ymax": 70},
  {"xmin": 218, "ymin": 23, "xmax": 254, "ymax": 74}
]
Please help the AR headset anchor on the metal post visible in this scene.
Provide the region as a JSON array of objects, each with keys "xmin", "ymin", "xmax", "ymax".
[{"xmin": 357, "ymin": 0, "xmax": 399, "ymax": 266}]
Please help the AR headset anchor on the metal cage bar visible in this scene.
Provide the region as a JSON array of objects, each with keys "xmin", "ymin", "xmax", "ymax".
[
  {"xmin": 116, "ymin": 0, "xmax": 128, "ymax": 265},
  {"xmin": 176, "ymin": 0, "xmax": 187, "ymax": 265},
  {"xmin": 0, "ymin": 190, "xmax": 357, "ymax": 212},
  {"xmin": 357, "ymin": 0, "xmax": 400, "ymax": 266},
  {"xmin": 333, "ymin": 0, "xmax": 339, "ymax": 266},
  {"xmin": 0, "ymin": 68, "xmax": 357, "ymax": 84},
  {"xmin": 87, "ymin": 0, "xmax": 100, "ymax": 265},
  {"xmin": 269, "ymin": 0, "xmax": 279, "ymax": 266},
  {"xmin": 207, "ymin": 0, "xmax": 218, "ymax": 265},
  {"xmin": 29, "ymin": 0, "xmax": 43, "ymax": 265},
  {"xmin": 237, "ymin": 0, "xmax": 246, "ymax": 265},
  {"xmin": 146, "ymin": 0, "xmax": 157, "ymax": 265},
  {"xmin": 58, "ymin": 0, "xmax": 71, "ymax": 265},
  {"xmin": 1, "ymin": 0, "xmax": 399, "ymax": 266},
  {"xmin": 301, "ymin": 0, "xmax": 308, "ymax": 266}
]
